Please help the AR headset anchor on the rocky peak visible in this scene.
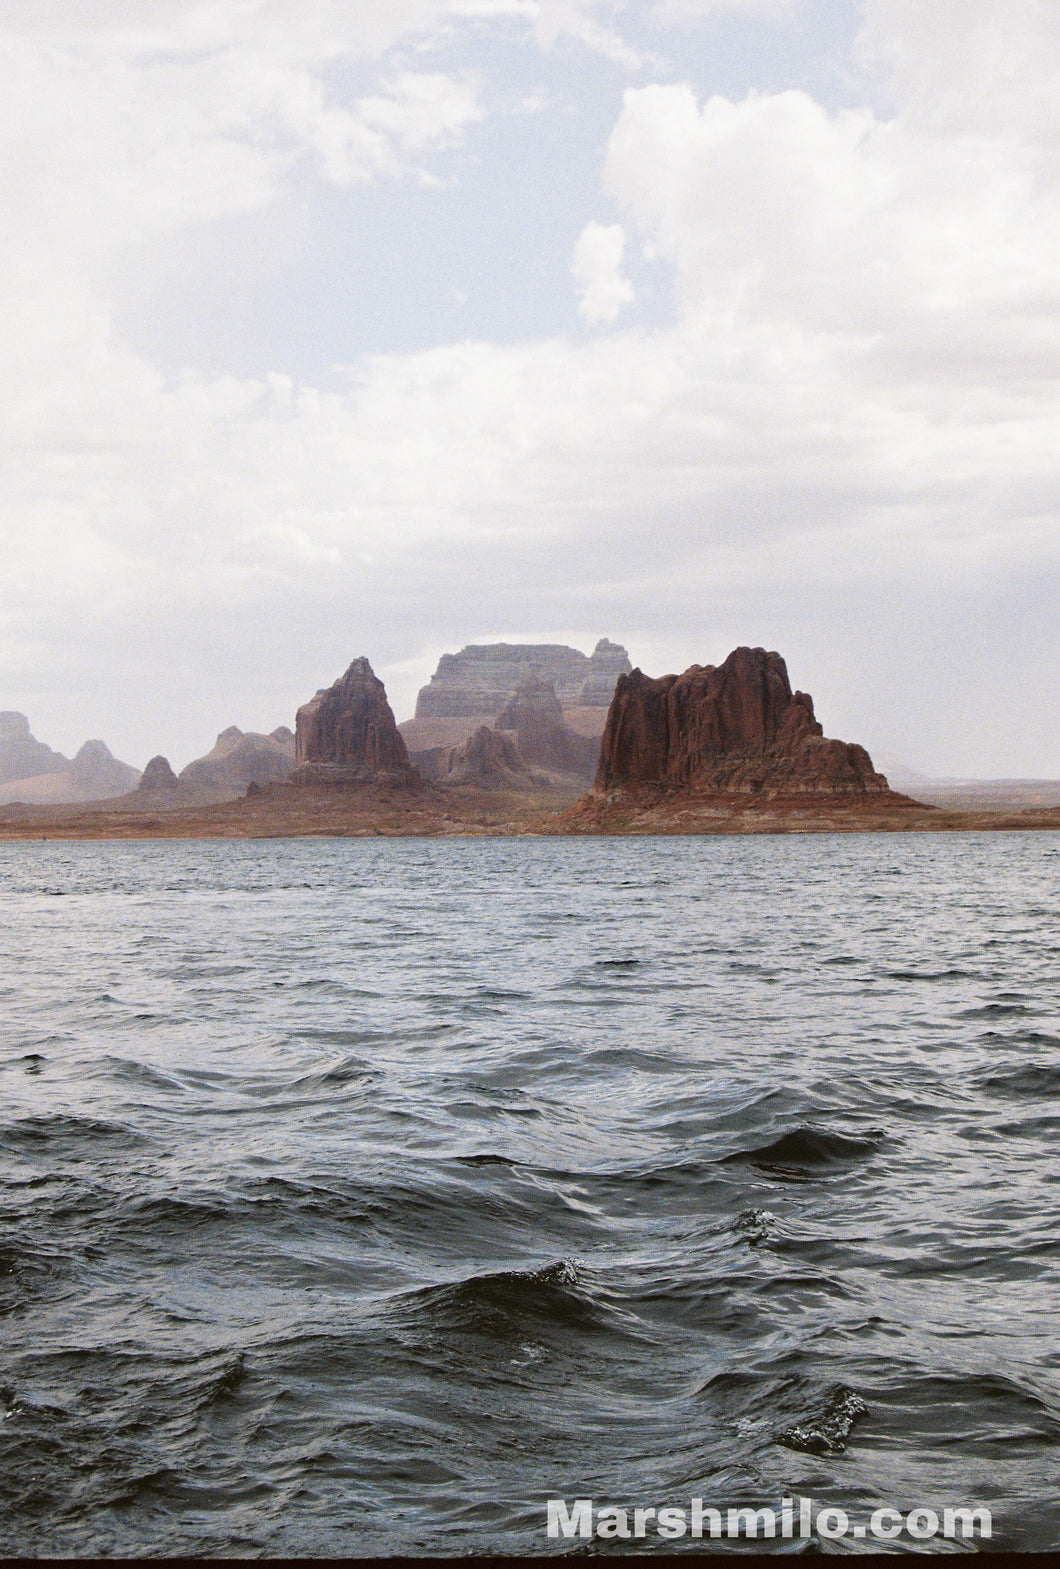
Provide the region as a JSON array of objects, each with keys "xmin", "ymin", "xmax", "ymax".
[
  {"xmin": 138, "ymin": 755, "xmax": 179, "ymax": 791},
  {"xmin": 295, "ymin": 657, "xmax": 412, "ymax": 781},
  {"xmin": 438, "ymin": 725, "xmax": 534, "ymax": 790},
  {"xmin": 0, "ymin": 712, "xmax": 68, "ymax": 783},
  {"xmin": 69, "ymin": 740, "xmax": 141, "ymax": 797}
]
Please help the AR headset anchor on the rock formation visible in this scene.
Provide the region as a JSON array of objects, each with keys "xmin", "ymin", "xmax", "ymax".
[
  {"xmin": 414, "ymin": 639, "xmax": 631, "ymax": 718},
  {"xmin": 437, "ymin": 726, "xmax": 535, "ymax": 790},
  {"xmin": 595, "ymin": 647, "xmax": 891, "ymax": 797},
  {"xmin": 495, "ymin": 679, "xmax": 599, "ymax": 781},
  {"xmin": 180, "ymin": 725, "xmax": 296, "ymax": 792},
  {"xmin": 0, "ymin": 736, "xmax": 141, "ymax": 805},
  {"xmin": 137, "ymin": 756, "xmax": 180, "ymax": 792},
  {"xmin": 69, "ymin": 741, "xmax": 141, "ymax": 799},
  {"xmin": 295, "ymin": 657, "xmax": 413, "ymax": 783},
  {"xmin": 0, "ymin": 712, "xmax": 67, "ymax": 783},
  {"xmin": 576, "ymin": 639, "xmax": 632, "ymax": 704}
]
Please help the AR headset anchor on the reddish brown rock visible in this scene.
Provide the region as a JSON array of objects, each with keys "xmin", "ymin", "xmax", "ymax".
[
  {"xmin": 595, "ymin": 647, "xmax": 891, "ymax": 797},
  {"xmin": 294, "ymin": 657, "xmax": 413, "ymax": 783},
  {"xmin": 495, "ymin": 679, "xmax": 599, "ymax": 781}
]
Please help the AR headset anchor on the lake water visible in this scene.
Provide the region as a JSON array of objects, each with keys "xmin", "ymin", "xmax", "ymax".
[{"xmin": 0, "ymin": 830, "xmax": 1058, "ymax": 1556}]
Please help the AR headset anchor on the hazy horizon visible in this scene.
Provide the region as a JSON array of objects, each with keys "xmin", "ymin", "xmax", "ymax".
[{"xmin": 4, "ymin": 1, "xmax": 1059, "ymax": 779}]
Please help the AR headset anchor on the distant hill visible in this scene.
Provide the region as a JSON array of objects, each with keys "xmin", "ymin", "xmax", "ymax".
[
  {"xmin": 0, "ymin": 737, "xmax": 140, "ymax": 805},
  {"xmin": 0, "ymin": 712, "xmax": 67, "ymax": 784}
]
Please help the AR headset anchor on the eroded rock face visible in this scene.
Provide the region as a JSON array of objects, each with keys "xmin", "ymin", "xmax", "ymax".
[
  {"xmin": 180, "ymin": 725, "xmax": 296, "ymax": 791},
  {"xmin": 0, "ymin": 712, "xmax": 67, "ymax": 783},
  {"xmin": 68, "ymin": 741, "xmax": 141, "ymax": 799},
  {"xmin": 596, "ymin": 647, "xmax": 890, "ymax": 797},
  {"xmin": 295, "ymin": 657, "xmax": 412, "ymax": 781},
  {"xmin": 495, "ymin": 678, "xmax": 599, "ymax": 781},
  {"xmin": 414, "ymin": 639, "xmax": 631, "ymax": 718},
  {"xmin": 438, "ymin": 725, "xmax": 534, "ymax": 790},
  {"xmin": 577, "ymin": 639, "xmax": 633, "ymax": 705}
]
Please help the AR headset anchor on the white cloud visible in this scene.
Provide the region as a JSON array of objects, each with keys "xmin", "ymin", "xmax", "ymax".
[
  {"xmin": 572, "ymin": 220, "xmax": 635, "ymax": 323},
  {"xmin": 650, "ymin": 0, "xmax": 796, "ymax": 20},
  {"xmin": 603, "ymin": 81, "xmax": 1060, "ymax": 366},
  {"xmin": 531, "ymin": 0, "xmax": 642, "ymax": 69},
  {"xmin": 2, "ymin": 1, "xmax": 1060, "ymax": 775}
]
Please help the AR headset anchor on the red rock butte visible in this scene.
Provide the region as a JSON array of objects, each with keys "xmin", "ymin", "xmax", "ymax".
[
  {"xmin": 294, "ymin": 657, "xmax": 414, "ymax": 783},
  {"xmin": 595, "ymin": 646, "xmax": 892, "ymax": 798}
]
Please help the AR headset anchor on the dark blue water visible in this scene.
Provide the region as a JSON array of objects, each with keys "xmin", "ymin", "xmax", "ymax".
[{"xmin": 0, "ymin": 830, "xmax": 1058, "ymax": 1556}]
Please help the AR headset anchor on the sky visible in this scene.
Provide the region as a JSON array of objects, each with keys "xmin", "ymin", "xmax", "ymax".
[{"xmin": 2, "ymin": 0, "xmax": 1059, "ymax": 778}]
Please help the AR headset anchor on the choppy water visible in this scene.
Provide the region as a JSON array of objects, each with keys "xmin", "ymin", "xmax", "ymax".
[{"xmin": 0, "ymin": 830, "xmax": 1059, "ymax": 1556}]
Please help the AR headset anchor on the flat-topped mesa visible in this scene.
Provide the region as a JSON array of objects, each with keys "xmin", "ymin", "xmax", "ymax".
[
  {"xmin": 596, "ymin": 646, "xmax": 890, "ymax": 797},
  {"xmin": 294, "ymin": 657, "xmax": 414, "ymax": 784},
  {"xmin": 414, "ymin": 638, "xmax": 631, "ymax": 719}
]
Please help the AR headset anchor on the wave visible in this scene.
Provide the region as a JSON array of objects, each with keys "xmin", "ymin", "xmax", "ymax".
[
  {"xmin": 721, "ymin": 1126, "xmax": 885, "ymax": 1175},
  {"xmin": 981, "ymin": 1063, "xmax": 1060, "ymax": 1096},
  {"xmin": 775, "ymin": 1384, "xmax": 868, "ymax": 1454},
  {"xmin": 389, "ymin": 1260, "xmax": 641, "ymax": 1340},
  {"xmin": 0, "ymin": 1115, "xmax": 150, "ymax": 1153}
]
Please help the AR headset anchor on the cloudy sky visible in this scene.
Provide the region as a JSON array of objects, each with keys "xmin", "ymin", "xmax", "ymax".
[{"xmin": 3, "ymin": 0, "xmax": 1059, "ymax": 777}]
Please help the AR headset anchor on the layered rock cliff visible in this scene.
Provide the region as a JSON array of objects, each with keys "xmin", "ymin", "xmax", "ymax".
[
  {"xmin": 414, "ymin": 638, "xmax": 631, "ymax": 718},
  {"xmin": 595, "ymin": 647, "xmax": 890, "ymax": 797},
  {"xmin": 295, "ymin": 658, "xmax": 413, "ymax": 783}
]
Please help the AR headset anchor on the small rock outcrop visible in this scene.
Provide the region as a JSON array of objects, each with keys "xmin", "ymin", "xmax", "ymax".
[
  {"xmin": 495, "ymin": 679, "xmax": 599, "ymax": 781},
  {"xmin": 0, "ymin": 712, "xmax": 67, "ymax": 783},
  {"xmin": 295, "ymin": 657, "xmax": 413, "ymax": 782},
  {"xmin": 595, "ymin": 647, "xmax": 890, "ymax": 797},
  {"xmin": 437, "ymin": 726, "xmax": 534, "ymax": 790},
  {"xmin": 414, "ymin": 639, "xmax": 631, "ymax": 718}
]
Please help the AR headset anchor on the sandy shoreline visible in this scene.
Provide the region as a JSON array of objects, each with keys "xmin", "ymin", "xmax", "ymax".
[{"xmin": 1, "ymin": 780, "xmax": 1059, "ymax": 841}]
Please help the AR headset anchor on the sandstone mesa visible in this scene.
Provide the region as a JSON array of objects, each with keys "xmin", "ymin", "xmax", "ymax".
[{"xmin": 592, "ymin": 647, "xmax": 893, "ymax": 802}]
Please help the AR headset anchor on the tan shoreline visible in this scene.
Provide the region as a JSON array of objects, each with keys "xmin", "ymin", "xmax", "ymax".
[{"xmin": 1, "ymin": 780, "xmax": 1059, "ymax": 841}]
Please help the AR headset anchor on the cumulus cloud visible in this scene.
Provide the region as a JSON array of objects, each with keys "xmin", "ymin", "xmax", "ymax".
[
  {"xmin": 2, "ymin": 0, "xmax": 1060, "ymax": 776},
  {"xmin": 572, "ymin": 221, "xmax": 636, "ymax": 323}
]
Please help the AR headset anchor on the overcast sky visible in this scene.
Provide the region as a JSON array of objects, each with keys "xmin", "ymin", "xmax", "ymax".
[{"xmin": 3, "ymin": 0, "xmax": 1059, "ymax": 777}]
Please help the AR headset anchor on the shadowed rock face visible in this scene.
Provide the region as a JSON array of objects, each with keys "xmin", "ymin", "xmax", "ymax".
[
  {"xmin": 295, "ymin": 657, "xmax": 412, "ymax": 781},
  {"xmin": 495, "ymin": 679, "xmax": 599, "ymax": 781},
  {"xmin": 438, "ymin": 725, "xmax": 534, "ymax": 790},
  {"xmin": 596, "ymin": 647, "xmax": 890, "ymax": 797}
]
